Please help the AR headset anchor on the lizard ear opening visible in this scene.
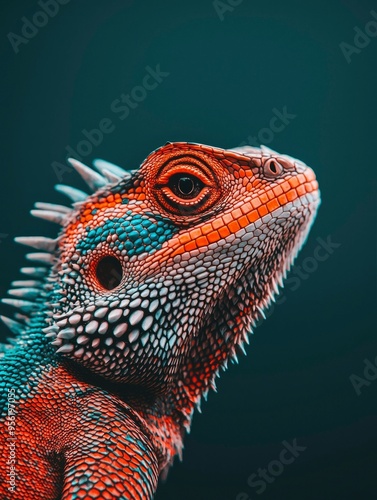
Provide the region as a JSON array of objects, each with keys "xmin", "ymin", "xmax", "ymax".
[{"xmin": 95, "ymin": 256, "xmax": 123, "ymax": 290}]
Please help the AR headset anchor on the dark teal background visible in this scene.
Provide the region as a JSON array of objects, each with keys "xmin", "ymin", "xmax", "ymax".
[{"xmin": 0, "ymin": 1, "xmax": 376, "ymax": 498}]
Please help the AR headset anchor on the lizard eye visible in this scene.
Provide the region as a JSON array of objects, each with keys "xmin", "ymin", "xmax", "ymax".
[
  {"xmin": 150, "ymin": 153, "xmax": 224, "ymax": 217},
  {"xmin": 168, "ymin": 173, "xmax": 204, "ymax": 199},
  {"xmin": 95, "ymin": 256, "xmax": 123, "ymax": 290}
]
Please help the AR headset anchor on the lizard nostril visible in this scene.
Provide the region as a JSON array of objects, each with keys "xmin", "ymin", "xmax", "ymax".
[
  {"xmin": 269, "ymin": 161, "xmax": 278, "ymax": 174},
  {"xmin": 263, "ymin": 158, "xmax": 283, "ymax": 178},
  {"xmin": 95, "ymin": 256, "xmax": 123, "ymax": 290}
]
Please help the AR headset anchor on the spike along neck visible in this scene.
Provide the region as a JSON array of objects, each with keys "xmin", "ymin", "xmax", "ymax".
[{"xmin": 1, "ymin": 158, "xmax": 132, "ymax": 343}]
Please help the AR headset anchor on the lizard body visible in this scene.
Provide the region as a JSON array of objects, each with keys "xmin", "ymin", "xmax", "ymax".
[{"xmin": 0, "ymin": 142, "xmax": 320, "ymax": 499}]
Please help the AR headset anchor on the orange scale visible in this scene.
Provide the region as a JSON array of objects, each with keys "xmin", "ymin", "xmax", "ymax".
[
  {"xmin": 178, "ymin": 233, "xmax": 191, "ymax": 245},
  {"xmin": 287, "ymin": 189, "xmax": 298, "ymax": 202},
  {"xmin": 289, "ymin": 176, "xmax": 299, "ymax": 188},
  {"xmin": 212, "ymin": 217, "xmax": 224, "ymax": 230},
  {"xmin": 297, "ymin": 174, "xmax": 306, "ymax": 184},
  {"xmin": 190, "ymin": 228, "xmax": 202, "ymax": 239},
  {"xmin": 184, "ymin": 241, "xmax": 197, "ymax": 252},
  {"xmin": 278, "ymin": 193, "xmax": 288, "ymax": 205},
  {"xmin": 281, "ymin": 181, "xmax": 291, "ymax": 193},
  {"xmin": 196, "ymin": 235, "xmax": 209, "ymax": 247},
  {"xmin": 238, "ymin": 215, "xmax": 249, "ymax": 229},
  {"xmin": 273, "ymin": 185, "xmax": 284, "ymax": 196},
  {"xmin": 297, "ymin": 185, "xmax": 306, "ymax": 196},
  {"xmin": 267, "ymin": 199, "xmax": 279, "ymax": 212},
  {"xmin": 231, "ymin": 208, "xmax": 243, "ymax": 219},
  {"xmin": 222, "ymin": 213, "xmax": 233, "ymax": 224},
  {"xmin": 258, "ymin": 205, "xmax": 268, "ymax": 217},
  {"xmin": 241, "ymin": 202, "xmax": 253, "ymax": 215},
  {"xmin": 201, "ymin": 223, "xmax": 214, "ymax": 235},
  {"xmin": 207, "ymin": 230, "xmax": 220, "ymax": 243},
  {"xmin": 251, "ymin": 197, "xmax": 262, "ymax": 209},
  {"xmin": 228, "ymin": 220, "xmax": 241, "ymax": 233}
]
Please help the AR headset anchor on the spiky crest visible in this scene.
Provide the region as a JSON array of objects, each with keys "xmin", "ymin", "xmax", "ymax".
[{"xmin": 0, "ymin": 158, "xmax": 130, "ymax": 341}]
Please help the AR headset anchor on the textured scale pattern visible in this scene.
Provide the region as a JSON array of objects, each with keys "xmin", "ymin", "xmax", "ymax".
[{"xmin": 0, "ymin": 142, "xmax": 320, "ymax": 499}]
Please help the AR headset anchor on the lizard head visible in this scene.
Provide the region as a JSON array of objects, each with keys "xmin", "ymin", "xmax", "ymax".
[{"xmin": 10, "ymin": 142, "xmax": 320, "ymax": 423}]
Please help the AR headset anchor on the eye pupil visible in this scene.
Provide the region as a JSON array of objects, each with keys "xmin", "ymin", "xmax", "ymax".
[
  {"xmin": 95, "ymin": 256, "xmax": 123, "ymax": 290},
  {"xmin": 270, "ymin": 161, "xmax": 277, "ymax": 174},
  {"xmin": 178, "ymin": 177, "xmax": 195, "ymax": 195},
  {"xmin": 168, "ymin": 173, "xmax": 204, "ymax": 200}
]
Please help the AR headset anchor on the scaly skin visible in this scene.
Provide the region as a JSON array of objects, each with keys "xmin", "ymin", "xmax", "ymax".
[{"xmin": 0, "ymin": 142, "xmax": 320, "ymax": 499}]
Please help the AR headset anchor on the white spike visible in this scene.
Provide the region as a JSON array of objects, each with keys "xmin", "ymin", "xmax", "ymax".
[
  {"xmin": 20, "ymin": 267, "xmax": 47, "ymax": 278},
  {"xmin": 55, "ymin": 184, "xmax": 88, "ymax": 202},
  {"xmin": 0, "ymin": 315, "xmax": 24, "ymax": 334},
  {"xmin": 56, "ymin": 344, "xmax": 74, "ymax": 354},
  {"xmin": 272, "ymin": 278, "xmax": 279, "ymax": 294},
  {"xmin": 11, "ymin": 280, "xmax": 41, "ymax": 287},
  {"xmin": 232, "ymin": 352, "xmax": 239, "ymax": 364},
  {"xmin": 1, "ymin": 298, "xmax": 37, "ymax": 313},
  {"xmin": 195, "ymin": 398, "xmax": 202, "ymax": 413},
  {"xmin": 42, "ymin": 326, "xmax": 58, "ymax": 336},
  {"xmin": 26, "ymin": 253, "xmax": 55, "ymax": 265},
  {"xmin": 101, "ymin": 169, "xmax": 121, "ymax": 183},
  {"xmin": 30, "ymin": 210, "xmax": 66, "ymax": 225},
  {"xmin": 239, "ymin": 343, "xmax": 247, "ymax": 356},
  {"xmin": 67, "ymin": 158, "xmax": 107, "ymax": 191},
  {"xmin": 57, "ymin": 328, "xmax": 76, "ymax": 340},
  {"xmin": 93, "ymin": 158, "xmax": 130, "ymax": 179},
  {"xmin": 256, "ymin": 305, "xmax": 266, "ymax": 320},
  {"xmin": 34, "ymin": 202, "xmax": 71, "ymax": 214},
  {"xmin": 15, "ymin": 236, "xmax": 57, "ymax": 252},
  {"xmin": 8, "ymin": 287, "xmax": 41, "ymax": 300}
]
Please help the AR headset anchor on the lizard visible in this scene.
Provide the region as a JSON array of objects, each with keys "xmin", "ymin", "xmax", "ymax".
[{"xmin": 0, "ymin": 141, "xmax": 320, "ymax": 499}]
